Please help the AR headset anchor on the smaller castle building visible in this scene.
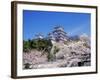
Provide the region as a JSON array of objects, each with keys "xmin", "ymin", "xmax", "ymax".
[{"xmin": 35, "ymin": 33, "xmax": 44, "ymax": 39}]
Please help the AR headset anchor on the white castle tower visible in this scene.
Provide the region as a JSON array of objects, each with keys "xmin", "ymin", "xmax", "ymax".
[{"xmin": 48, "ymin": 26, "xmax": 68, "ymax": 43}]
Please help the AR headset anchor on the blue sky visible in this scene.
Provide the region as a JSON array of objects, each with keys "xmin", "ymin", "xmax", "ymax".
[{"xmin": 23, "ymin": 10, "xmax": 91, "ymax": 40}]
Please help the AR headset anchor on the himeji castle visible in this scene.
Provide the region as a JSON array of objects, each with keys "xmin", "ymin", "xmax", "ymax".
[
  {"xmin": 35, "ymin": 26, "xmax": 68, "ymax": 43},
  {"xmin": 48, "ymin": 26, "xmax": 68, "ymax": 43}
]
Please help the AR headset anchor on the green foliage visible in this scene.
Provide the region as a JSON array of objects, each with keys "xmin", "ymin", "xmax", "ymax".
[
  {"xmin": 53, "ymin": 46, "xmax": 60, "ymax": 54},
  {"xmin": 64, "ymin": 41, "xmax": 68, "ymax": 45},
  {"xmin": 23, "ymin": 40, "xmax": 30, "ymax": 52},
  {"xmin": 23, "ymin": 39, "xmax": 52, "ymax": 53},
  {"xmin": 47, "ymin": 46, "xmax": 60, "ymax": 61},
  {"xmin": 83, "ymin": 43, "xmax": 90, "ymax": 48},
  {"xmin": 47, "ymin": 53, "xmax": 54, "ymax": 61},
  {"xmin": 30, "ymin": 39, "xmax": 38, "ymax": 49}
]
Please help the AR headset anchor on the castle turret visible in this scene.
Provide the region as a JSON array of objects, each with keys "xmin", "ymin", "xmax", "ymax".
[{"xmin": 35, "ymin": 33, "xmax": 44, "ymax": 39}]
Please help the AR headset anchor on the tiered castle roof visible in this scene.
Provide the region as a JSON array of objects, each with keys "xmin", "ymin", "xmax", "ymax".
[{"xmin": 48, "ymin": 26, "xmax": 68, "ymax": 42}]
